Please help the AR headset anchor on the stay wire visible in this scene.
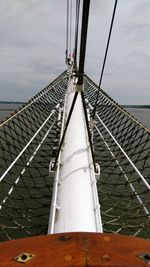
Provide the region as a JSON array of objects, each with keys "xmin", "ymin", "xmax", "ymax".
[
  {"xmin": 77, "ymin": 0, "xmax": 95, "ymax": 167},
  {"xmin": 52, "ymin": 92, "xmax": 78, "ymax": 170},
  {"xmin": 92, "ymin": 0, "xmax": 118, "ymax": 119},
  {"xmin": 73, "ymin": 0, "xmax": 80, "ymax": 70},
  {"xmin": 81, "ymin": 91, "xmax": 96, "ymax": 172},
  {"xmin": 65, "ymin": 0, "xmax": 69, "ymax": 61},
  {"xmin": 69, "ymin": 0, "xmax": 73, "ymax": 58}
]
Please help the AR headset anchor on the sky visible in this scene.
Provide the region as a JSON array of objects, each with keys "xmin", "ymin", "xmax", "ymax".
[{"xmin": 0, "ymin": 0, "xmax": 150, "ymax": 104}]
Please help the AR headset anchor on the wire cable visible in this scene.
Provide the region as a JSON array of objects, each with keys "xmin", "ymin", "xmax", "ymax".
[
  {"xmin": 92, "ymin": 0, "xmax": 118, "ymax": 119},
  {"xmin": 81, "ymin": 91, "xmax": 96, "ymax": 172},
  {"xmin": 69, "ymin": 0, "xmax": 73, "ymax": 58},
  {"xmin": 52, "ymin": 92, "xmax": 78, "ymax": 170},
  {"xmin": 73, "ymin": 0, "xmax": 80, "ymax": 70},
  {"xmin": 77, "ymin": 0, "xmax": 96, "ymax": 168},
  {"xmin": 65, "ymin": 0, "xmax": 69, "ymax": 62}
]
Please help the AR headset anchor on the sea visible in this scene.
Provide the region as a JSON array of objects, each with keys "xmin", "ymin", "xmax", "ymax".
[
  {"xmin": 0, "ymin": 103, "xmax": 22, "ymax": 123},
  {"xmin": 126, "ymin": 108, "xmax": 150, "ymax": 129},
  {"xmin": 0, "ymin": 103, "xmax": 149, "ymax": 129}
]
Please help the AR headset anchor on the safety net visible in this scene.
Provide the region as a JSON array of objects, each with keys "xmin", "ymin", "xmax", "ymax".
[
  {"xmin": 0, "ymin": 71, "xmax": 149, "ymax": 241},
  {"xmin": 84, "ymin": 75, "xmax": 150, "ymax": 238}
]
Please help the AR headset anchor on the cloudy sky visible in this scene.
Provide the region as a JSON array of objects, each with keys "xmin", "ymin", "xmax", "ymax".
[{"xmin": 0, "ymin": 0, "xmax": 150, "ymax": 104}]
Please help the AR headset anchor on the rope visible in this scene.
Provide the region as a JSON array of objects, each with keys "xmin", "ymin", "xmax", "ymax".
[
  {"xmin": 65, "ymin": 0, "xmax": 69, "ymax": 62},
  {"xmin": 69, "ymin": 0, "xmax": 73, "ymax": 58},
  {"xmin": 86, "ymin": 75, "xmax": 150, "ymax": 134},
  {"xmin": 52, "ymin": 91, "xmax": 78, "ymax": 170},
  {"xmin": 0, "ymin": 72, "xmax": 150, "ymax": 240},
  {"xmin": 73, "ymin": 0, "xmax": 80, "ymax": 69},
  {"xmin": 0, "ymin": 71, "xmax": 68, "ymax": 241},
  {"xmin": 81, "ymin": 91, "xmax": 96, "ymax": 172},
  {"xmin": 92, "ymin": 0, "xmax": 118, "ymax": 118},
  {"xmin": 84, "ymin": 74, "xmax": 150, "ymax": 238}
]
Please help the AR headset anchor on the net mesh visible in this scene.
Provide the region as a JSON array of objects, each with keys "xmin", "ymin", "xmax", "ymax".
[
  {"xmin": 0, "ymin": 71, "xmax": 149, "ymax": 241},
  {"xmin": 84, "ymin": 75, "xmax": 150, "ymax": 238},
  {"xmin": 0, "ymin": 71, "xmax": 68, "ymax": 241}
]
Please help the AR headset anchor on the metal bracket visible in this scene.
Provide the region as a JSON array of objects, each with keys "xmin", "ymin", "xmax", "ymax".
[
  {"xmin": 14, "ymin": 252, "xmax": 35, "ymax": 264},
  {"xmin": 49, "ymin": 158, "xmax": 55, "ymax": 177},
  {"xmin": 95, "ymin": 163, "xmax": 100, "ymax": 180},
  {"xmin": 138, "ymin": 253, "xmax": 150, "ymax": 264}
]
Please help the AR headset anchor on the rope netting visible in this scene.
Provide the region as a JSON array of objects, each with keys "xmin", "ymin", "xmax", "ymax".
[
  {"xmin": 84, "ymin": 75, "xmax": 150, "ymax": 238},
  {"xmin": 0, "ymin": 71, "xmax": 149, "ymax": 241},
  {"xmin": 0, "ymin": 71, "xmax": 68, "ymax": 241}
]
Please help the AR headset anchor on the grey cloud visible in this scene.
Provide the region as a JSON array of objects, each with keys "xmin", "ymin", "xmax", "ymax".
[{"xmin": 0, "ymin": 0, "xmax": 150, "ymax": 104}]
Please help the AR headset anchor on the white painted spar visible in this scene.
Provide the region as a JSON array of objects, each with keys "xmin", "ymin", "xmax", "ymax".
[{"xmin": 48, "ymin": 74, "xmax": 102, "ymax": 233}]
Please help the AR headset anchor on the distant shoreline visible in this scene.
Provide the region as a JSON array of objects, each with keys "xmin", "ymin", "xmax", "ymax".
[
  {"xmin": 0, "ymin": 101, "xmax": 150, "ymax": 109},
  {"xmin": 122, "ymin": 105, "xmax": 150, "ymax": 109},
  {"xmin": 0, "ymin": 102, "xmax": 24, "ymax": 111},
  {"xmin": 0, "ymin": 101, "xmax": 25, "ymax": 104}
]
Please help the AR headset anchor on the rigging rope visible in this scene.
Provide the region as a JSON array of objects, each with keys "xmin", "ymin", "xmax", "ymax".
[
  {"xmin": 0, "ymin": 71, "xmax": 68, "ymax": 241},
  {"xmin": 0, "ymin": 71, "xmax": 150, "ymax": 241},
  {"xmin": 76, "ymin": 0, "xmax": 97, "ymax": 171},
  {"xmin": 84, "ymin": 75, "xmax": 150, "ymax": 238},
  {"xmin": 52, "ymin": 91, "xmax": 78, "ymax": 170},
  {"xmin": 73, "ymin": 0, "xmax": 80, "ymax": 70},
  {"xmin": 81, "ymin": 91, "xmax": 96, "ymax": 172},
  {"xmin": 92, "ymin": 0, "xmax": 118, "ymax": 119},
  {"xmin": 69, "ymin": 0, "xmax": 73, "ymax": 58},
  {"xmin": 65, "ymin": 0, "xmax": 69, "ymax": 62},
  {"xmin": 65, "ymin": 0, "xmax": 73, "ymax": 63},
  {"xmin": 0, "ymin": 0, "xmax": 149, "ymax": 242},
  {"xmin": 54, "ymin": 0, "xmax": 92, "ymax": 171}
]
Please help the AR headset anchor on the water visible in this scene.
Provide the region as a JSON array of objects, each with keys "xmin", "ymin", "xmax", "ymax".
[
  {"xmin": 0, "ymin": 103, "xmax": 22, "ymax": 122},
  {"xmin": 0, "ymin": 104, "xmax": 149, "ymax": 129},
  {"xmin": 126, "ymin": 108, "xmax": 150, "ymax": 129}
]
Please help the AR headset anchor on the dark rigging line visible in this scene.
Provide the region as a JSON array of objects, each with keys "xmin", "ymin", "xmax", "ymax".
[
  {"xmin": 92, "ymin": 0, "xmax": 118, "ymax": 119},
  {"xmin": 73, "ymin": 0, "xmax": 80, "ymax": 70},
  {"xmin": 65, "ymin": 0, "xmax": 69, "ymax": 62},
  {"xmin": 76, "ymin": 0, "xmax": 96, "ymax": 170},
  {"xmin": 69, "ymin": 0, "xmax": 73, "ymax": 58},
  {"xmin": 81, "ymin": 91, "xmax": 96, "ymax": 172},
  {"xmin": 52, "ymin": 92, "xmax": 78, "ymax": 170},
  {"xmin": 55, "ymin": 0, "xmax": 93, "ymax": 170}
]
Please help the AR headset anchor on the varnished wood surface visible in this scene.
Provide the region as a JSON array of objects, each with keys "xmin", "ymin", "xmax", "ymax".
[{"xmin": 0, "ymin": 232, "xmax": 150, "ymax": 266}]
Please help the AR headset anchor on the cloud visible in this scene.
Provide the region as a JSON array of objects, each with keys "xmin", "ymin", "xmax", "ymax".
[
  {"xmin": 86, "ymin": 0, "xmax": 150, "ymax": 104},
  {"xmin": 0, "ymin": 0, "xmax": 150, "ymax": 104},
  {"xmin": 0, "ymin": 0, "xmax": 67, "ymax": 101}
]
